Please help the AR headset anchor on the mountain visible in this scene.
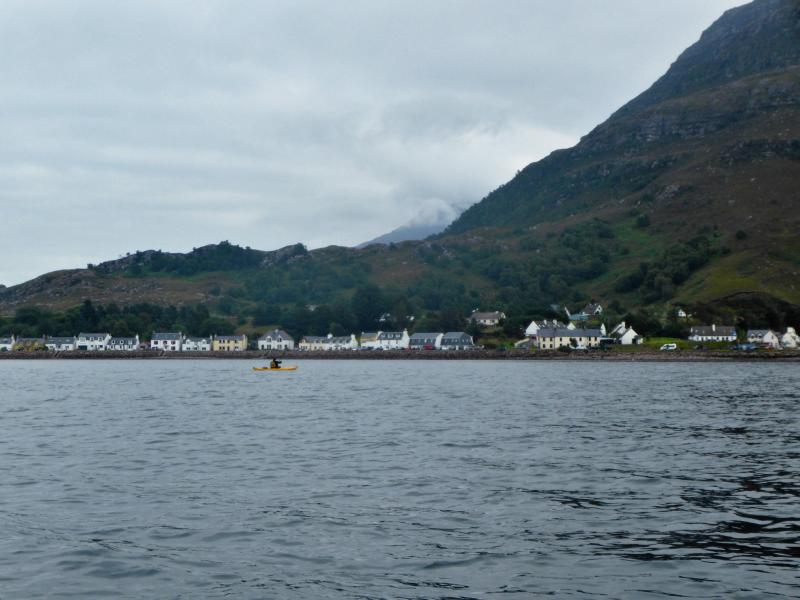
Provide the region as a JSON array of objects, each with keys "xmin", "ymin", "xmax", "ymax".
[
  {"xmin": 2, "ymin": 0, "xmax": 799, "ymax": 336},
  {"xmin": 357, "ymin": 223, "xmax": 447, "ymax": 248},
  {"xmin": 448, "ymin": 0, "xmax": 800, "ymax": 235}
]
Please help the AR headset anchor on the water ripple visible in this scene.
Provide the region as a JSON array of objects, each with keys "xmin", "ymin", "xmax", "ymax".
[{"xmin": 0, "ymin": 359, "xmax": 797, "ymax": 598}]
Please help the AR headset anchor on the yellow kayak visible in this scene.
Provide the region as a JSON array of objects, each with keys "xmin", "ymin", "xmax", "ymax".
[{"xmin": 252, "ymin": 366, "xmax": 298, "ymax": 372}]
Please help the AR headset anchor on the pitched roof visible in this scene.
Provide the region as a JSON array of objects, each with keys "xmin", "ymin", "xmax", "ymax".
[
  {"xmin": 77, "ymin": 332, "xmax": 110, "ymax": 338},
  {"xmin": 471, "ymin": 311, "xmax": 504, "ymax": 320},
  {"xmin": 442, "ymin": 332, "xmax": 473, "ymax": 343},
  {"xmin": 46, "ymin": 337, "xmax": 76, "ymax": 343},
  {"xmin": 259, "ymin": 329, "xmax": 293, "ymax": 341},
  {"xmin": 410, "ymin": 332, "xmax": 442, "ymax": 340},
  {"xmin": 152, "ymin": 332, "xmax": 182, "ymax": 341},
  {"xmin": 378, "ymin": 331, "xmax": 405, "ymax": 340},
  {"xmin": 690, "ymin": 325, "xmax": 736, "ymax": 336},
  {"xmin": 536, "ymin": 327, "xmax": 604, "ymax": 338},
  {"xmin": 747, "ymin": 329, "xmax": 774, "ymax": 337},
  {"xmin": 216, "ymin": 335, "xmax": 246, "ymax": 341},
  {"xmin": 327, "ymin": 336, "xmax": 354, "ymax": 345}
]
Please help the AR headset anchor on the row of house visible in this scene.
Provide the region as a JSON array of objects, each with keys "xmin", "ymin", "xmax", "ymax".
[
  {"xmin": 0, "ymin": 333, "xmax": 249, "ymax": 353},
  {"xmin": 689, "ymin": 325, "xmax": 800, "ymax": 348},
  {"xmin": 518, "ymin": 318, "xmax": 643, "ymax": 350},
  {"xmin": 296, "ymin": 331, "xmax": 476, "ymax": 351},
  {"xmin": 0, "ymin": 328, "xmax": 478, "ymax": 353}
]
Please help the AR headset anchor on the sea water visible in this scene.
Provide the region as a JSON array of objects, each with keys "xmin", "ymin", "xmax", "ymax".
[{"xmin": 0, "ymin": 359, "xmax": 797, "ymax": 598}]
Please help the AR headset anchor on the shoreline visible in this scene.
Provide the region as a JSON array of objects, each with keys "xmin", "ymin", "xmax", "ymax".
[{"xmin": 1, "ymin": 349, "xmax": 799, "ymax": 362}]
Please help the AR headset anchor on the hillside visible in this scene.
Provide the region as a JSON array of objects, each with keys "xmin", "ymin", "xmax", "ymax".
[{"xmin": 2, "ymin": 0, "xmax": 799, "ymax": 338}]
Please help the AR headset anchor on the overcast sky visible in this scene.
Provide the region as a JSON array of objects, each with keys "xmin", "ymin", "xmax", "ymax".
[{"xmin": 0, "ymin": 0, "xmax": 744, "ymax": 285}]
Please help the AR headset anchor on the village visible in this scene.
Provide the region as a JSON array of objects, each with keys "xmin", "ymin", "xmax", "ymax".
[{"xmin": 1, "ymin": 302, "xmax": 798, "ymax": 354}]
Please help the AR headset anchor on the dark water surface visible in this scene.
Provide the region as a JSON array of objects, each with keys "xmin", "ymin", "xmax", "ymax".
[{"xmin": 0, "ymin": 359, "xmax": 797, "ymax": 598}]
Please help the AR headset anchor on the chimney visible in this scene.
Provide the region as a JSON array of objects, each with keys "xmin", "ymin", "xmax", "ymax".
[{"xmin": 712, "ymin": 324, "xmax": 716, "ymax": 332}]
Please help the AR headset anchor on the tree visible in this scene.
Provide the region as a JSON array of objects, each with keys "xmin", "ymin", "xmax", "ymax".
[{"xmin": 351, "ymin": 284, "xmax": 385, "ymax": 331}]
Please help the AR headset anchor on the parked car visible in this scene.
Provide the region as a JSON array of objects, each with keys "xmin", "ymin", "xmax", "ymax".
[
  {"xmin": 733, "ymin": 342, "xmax": 756, "ymax": 351},
  {"xmin": 660, "ymin": 343, "xmax": 678, "ymax": 351}
]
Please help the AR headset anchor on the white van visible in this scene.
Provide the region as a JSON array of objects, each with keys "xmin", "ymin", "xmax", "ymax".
[{"xmin": 660, "ymin": 343, "xmax": 678, "ymax": 351}]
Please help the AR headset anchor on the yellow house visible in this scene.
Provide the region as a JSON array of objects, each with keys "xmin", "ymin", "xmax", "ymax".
[{"xmin": 213, "ymin": 334, "xmax": 248, "ymax": 352}]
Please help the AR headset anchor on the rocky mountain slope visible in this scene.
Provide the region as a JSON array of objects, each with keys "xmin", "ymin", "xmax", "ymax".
[{"xmin": 2, "ymin": 0, "xmax": 799, "ymax": 327}]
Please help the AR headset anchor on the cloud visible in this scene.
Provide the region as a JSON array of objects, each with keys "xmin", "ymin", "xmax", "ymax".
[{"xmin": 0, "ymin": 0, "xmax": 744, "ymax": 285}]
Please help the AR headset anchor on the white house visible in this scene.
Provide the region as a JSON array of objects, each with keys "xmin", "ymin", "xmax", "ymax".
[
  {"xmin": 524, "ymin": 320, "xmax": 566, "ymax": 337},
  {"xmin": 76, "ymin": 333, "xmax": 112, "ymax": 351},
  {"xmin": 688, "ymin": 324, "xmax": 737, "ymax": 343},
  {"xmin": 609, "ymin": 322, "xmax": 643, "ymax": 345},
  {"xmin": 182, "ymin": 337, "xmax": 212, "ymax": 352},
  {"xmin": 258, "ymin": 329, "xmax": 294, "ymax": 351},
  {"xmin": 531, "ymin": 327, "xmax": 604, "ymax": 350},
  {"xmin": 376, "ymin": 330, "xmax": 409, "ymax": 350},
  {"xmin": 676, "ymin": 308, "xmax": 690, "ymax": 319},
  {"xmin": 359, "ymin": 332, "xmax": 381, "ymax": 350},
  {"xmin": 0, "ymin": 335, "xmax": 15, "ymax": 352},
  {"xmin": 469, "ymin": 311, "xmax": 506, "ymax": 327},
  {"xmin": 582, "ymin": 303, "xmax": 603, "ymax": 317},
  {"xmin": 108, "ymin": 335, "xmax": 140, "ymax": 351},
  {"xmin": 409, "ymin": 332, "xmax": 443, "ymax": 350},
  {"xmin": 440, "ymin": 332, "xmax": 475, "ymax": 350},
  {"xmin": 747, "ymin": 329, "xmax": 781, "ymax": 349},
  {"xmin": 324, "ymin": 334, "xmax": 359, "ymax": 351},
  {"xmin": 45, "ymin": 336, "xmax": 76, "ymax": 352},
  {"xmin": 299, "ymin": 334, "xmax": 358, "ymax": 351},
  {"xmin": 781, "ymin": 327, "xmax": 799, "ymax": 349},
  {"xmin": 299, "ymin": 335, "xmax": 326, "ymax": 351},
  {"xmin": 151, "ymin": 332, "xmax": 183, "ymax": 351}
]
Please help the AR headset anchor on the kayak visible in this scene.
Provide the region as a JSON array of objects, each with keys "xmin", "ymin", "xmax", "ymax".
[{"xmin": 252, "ymin": 366, "xmax": 298, "ymax": 372}]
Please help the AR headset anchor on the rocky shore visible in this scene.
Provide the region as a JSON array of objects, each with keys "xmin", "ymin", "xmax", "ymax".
[{"xmin": 1, "ymin": 349, "xmax": 799, "ymax": 362}]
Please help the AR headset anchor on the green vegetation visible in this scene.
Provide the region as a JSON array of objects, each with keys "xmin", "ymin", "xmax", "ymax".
[{"xmin": 0, "ymin": 300, "xmax": 234, "ymax": 340}]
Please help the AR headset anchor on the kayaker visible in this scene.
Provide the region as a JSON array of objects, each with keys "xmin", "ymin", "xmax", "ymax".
[{"xmin": 270, "ymin": 358, "xmax": 282, "ymax": 369}]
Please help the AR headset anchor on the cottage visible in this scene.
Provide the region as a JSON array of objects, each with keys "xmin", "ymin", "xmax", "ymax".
[
  {"xmin": 531, "ymin": 327, "xmax": 604, "ymax": 350},
  {"xmin": 609, "ymin": 322, "xmax": 643, "ymax": 345},
  {"xmin": 76, "ymin": 332, "xmax": 111, "ymax": 351},
  {"xmin": 0, "ymin": 335, "xmax": 16, "ymax": 352},
  {"xmin": 524, "ymin": 320, "xmax": 566, "ymax": 337},
  {"xmin": 440, "ymin": 332, "xmax": 475, "ymax": 350},
  {"xmin": 45, "ymin": 336, "xmax": 76, "ymax": 352},
  {"xmin": 108, "ymin": 335, "xmax": 140, "ymax": 351},
  {"xmin": 299, "ymin": 335, "xmax": 327, "ymax": 351},
  {"xmin": 324, "ymin": 334, "xmax": 359, "ymax": 351},
  {"xmin": 688, "ymin": 325, "xmax": 737, "ymax": 343},
  {"xmin": 747, "ymin": 329, "xmax": 781, "ymax": 349},
  {"xmin": 299, "ymin": 333, "xmax": 358, "ymax": 351},
  {"xmin": 213, "ymin": 335, "xmax": 248, "ymax": 352},
  {"xmin": 409, "ymin": 332, "xmax": 443, "ymax": 350},
  {"xmin": 781, "ymin": 327, "xmax": 800, "ymax": 349},
  {"xmin": 469, "ymin": 311, "xmax": 506, "ymax": 327},
  {"xmin": 182, "ymin": 337, "xmax": 212, "ymax": 352},
  {"xmin": 376, "ymin": 330, "xmax": 409, "ymax": 350},
  {"xmin": 151, "ymin": 332, "xmax": 183, "ymax": 351},
  {"xmin": 258, "ymin": 329, "xmax": 294, "ymax": 351},
  {"xmin": 582, "ymin": 303, "xmax": 603, "ymax": 317},
  {"xmin": 359, "ymin": 332, "xmax": 381, "ymax": 350}
]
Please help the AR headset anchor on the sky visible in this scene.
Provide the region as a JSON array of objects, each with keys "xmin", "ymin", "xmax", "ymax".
[{"xmin": 0, "ymin": 0, "xmax": 745, "ymax": 286}]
